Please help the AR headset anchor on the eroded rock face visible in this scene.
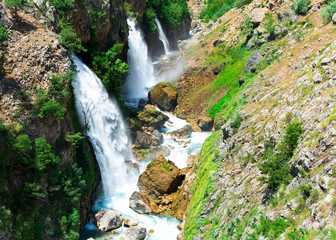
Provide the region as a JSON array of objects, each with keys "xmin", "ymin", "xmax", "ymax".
[
  {"xmin": 71, "ymin": 0, "xmax": 128, "ymax": 50},
  {"xmin": 171, "ymin": 125, "xmax": 193, "ymax": 139},
  {"xmin": 197, "ymin": 116, "xmax": 214, "ymax": 131},
  {"xmin": 121, "ymin": 226, "xmax": 147, "ymax": 240},
  {"xmin": 148, "ymin": 82, "xmax": 178, "ymax": 112},
  {"xmin": 94, "ymin": 209, "xmax": 124, "ymax": 232},
  {"xmin": 137, "ymin": 155, "xmax": 185, "ymax": 198},
  {"xmin": 129, "ymin": 191, "xmax": 159, "ymax": 214}
]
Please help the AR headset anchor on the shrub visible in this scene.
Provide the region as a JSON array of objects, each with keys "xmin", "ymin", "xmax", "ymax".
[
  {"xmin": 59, "ymin": 21, "xmax": 86, "ymax": 53},
  {"xmin": 38, "ymin": 100, "xmax": 66, "ymax": 119},
  {"xmin": 0, "ymin": 25, "xmax": 8, "ymax": 43},
  {"xmin": 5, "ymin": 0, "xmax": 30, "ymax": 11},
  {"xmin": 258, "ymin": 121, "xmax": 303, "ymax": 190},
  {"xmin": 321, "ymin": 0, "xmax": 336, "ymax": 24},
  {"xmin": 292, "ymin": 0, "xmax": 311, "ymax": 15},
  {"xmin": 35, "ymin": 137, "xmax": 60, "ymax": 171},
  {"xmin": 48, "ymin": 0, "xmax": 74, "ymax": 18}
]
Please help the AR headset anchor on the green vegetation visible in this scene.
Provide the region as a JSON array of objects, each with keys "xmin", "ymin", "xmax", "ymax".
[
  {"xmin": 145, "ymin": 0, "xmax": 190, "ymax": 28},
  {"xmin": 92, "ymin": 43, "xmax": 129, "ymax": 100},
  {"xmin": 59, "ymin": 21, "xmax": 86, "ymax": 53},
  {"xmin": 184, "ymin": 131, "xmax": 221, "ymax": 239},
  {"xmin": 5, "ymin": 0, "xmax": 30, "ymax": 11},
  {"xmin": 0, "ymin": 25, "xmax": 8, "ymax": 43},
  {"xmin": 292, "ymin": 0, "xmax": 311, "ymax": 15},
  {"xmin": 200, "ymin": 0, "xmax": 252, "ymax": 22},
  {"xmin": 321, "ymin": 0, "xmax": 336, "ymax": 24},
  {"xmin": 258, "ymin": 120, "xmax": 303, "ymax": 191},
  {"xmin": 34, "ymin": 73, "xmax": 72, "ymax": 119},
  {"xmin": 0, "ymin": 24, "xmax": 8, "ymax": 77},
  {"xmin": 49, "ymin": 0, "xmax": 74, "ymax": 18}
]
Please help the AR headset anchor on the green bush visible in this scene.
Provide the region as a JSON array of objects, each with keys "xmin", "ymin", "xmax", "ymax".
[
  {"xmin": 253, "ymin": 216, "xmax": 290, "ymax": 239},
  {"xmin": 38, "ymin": 100, "xmax": 66, "ymax": 119},
  {"xmin": 292, "ymin": 0, "xmax": 311, "ymax": 15},
  {"xmin": 0, "ymin": 25, "xmax": 8, "ymax": 43},
  {"xmin": 35, "ymin": 137, "xmax": 60, "ymax": 171},
  {"xmin": 48, "ymin": 0, "xmax": 74, "ymax": 18},
  {"xmin": 92, "ymin": 44, "xmax": 129, "ymax": 99},
  {"xmin": 146, "ymin": 0, "xmax": 190, "ymax": 27},
  {"xmin": 59, "ymin": 21, "xmax": 86, "ymax": 53},
  {"xmin": 5, "ymin": 0, "xmax": 30, "ymax": 10},
  {"xmin": 258, "ymin": 121, "xmax": 303, "ymax": 190},
  {"xmin": 321, "ymin": 0, "xmax": 336, "ymax": 24}
]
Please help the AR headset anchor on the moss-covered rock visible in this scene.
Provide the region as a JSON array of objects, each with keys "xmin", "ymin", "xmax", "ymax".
[{"xmin": 148, "ymin": 82, "xmax": 178, "ymax": 112}]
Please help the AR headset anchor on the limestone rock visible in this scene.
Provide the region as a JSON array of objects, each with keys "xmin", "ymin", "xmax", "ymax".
[
  {"xmin": 197, "ymin": 116, "xmax": 214, "ymax": 131},
  {"xmin": 138, "ymin": 155, "xmax": 185, "ymax": 198},
  {"xmin": 148, "ymin": 82, "xmax": 178, "ymax": 112},
  {"xmin": 171, "ymin": 125, "xmax": 193, "ymax": 139},
  {"xmin": 250, "ymin": 8, "xmax": 268, "ymax": 26},
  {"xmin": 246, "ymin": 51, "xmax": 263, "ymax": 73},
  {"xmin": 94, "ymin": 209, "xmax": 124, "ymax": 232},
  {"xmin": 124, "ymin": 218, "xmax": 138, "ymax": 227},
  {"xmin": 129, "ymin": 191, "xmax": 159, "ymax": 214},
  {"xmin": 121, "ymin": 226, "xmax": 147, "ymax": 240}
]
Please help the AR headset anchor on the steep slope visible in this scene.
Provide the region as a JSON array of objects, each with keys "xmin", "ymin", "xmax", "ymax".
[{"xmin": 178, "ymin": 0, "xmax": 336, "ymax": 239}]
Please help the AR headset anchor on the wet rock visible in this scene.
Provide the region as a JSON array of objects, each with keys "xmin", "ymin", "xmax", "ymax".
[
  {"xmin": 171, "ymin": 125, "xmax": 193, "ymax": 139},
  {"xmin": 124, "ymin": 218, "xmax": 138, "ymax": 227},
  {"xmin": 148, "ymin": 82, "xmax": 178, "ymax": 112},
  {"xmin": 197, "ymin": 116, "xmax": 214, "ymax": 131},
  {"xmin": 129, "ymin": 191, "xmax": 159, "ymax": 214},
  {"xmin": 138, "ymin": 155, "xmax": 185, "ymax": 198},
  {"xmin": 151, "ymin": 130, "xmax": 163, "ymax": 146},
  {"xmin": 121, "ymin": 226, "xmax": 147, "ymax": 240},
  {"xmin": 138, "ymin": 98, "xmax": 147, "ymax": 110},
  {"xmin": 135, "ymin": 146, "xmax": 170, "ymax": 162},
  {"xmin": 138, "ymin": 108, "xmax": 169, "ymax": 130},
  {"xmin": 250, "ymin": 8, "xmax": 268, "ymax": 26},
  {"xmin": 94, "ymin": 209, "xmax": 124, "ymax": 232},
  {"xmin": 135, "ymin": 131, "xmax": 152, "ymax": 149},
  {"xmin": 246, "ymin": 51, "xmax": 263, "ymax": 73}
]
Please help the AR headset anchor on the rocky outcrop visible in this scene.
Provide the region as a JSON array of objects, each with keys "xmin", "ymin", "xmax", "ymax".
[
  {"xmin": 148, "ymin": 82, "xmax": 178, "ymax": 112},
  {"xmin": 162, "ymin": 16, "xmax": 192, "ymax": 50},
  {"xmin": 129, "ymin": 191, "xmax": 159, "ymax": 214},
  {"xmin": 71, "ymin": 0, "xmax": 128, "ymax": 51},
  {"xmin": 138, "ymin": 155, "xmax": 185, "ymax": 198},
  {"xmin": 171, "ymin": 125, "xmax": 193, "ymax": 139},
  {"xmin": 121, "ymin": 226, "xmax": 147, "ymax": 240},
  {"xmin": 126, "ymin": 0, "xmax": 146, "ymax": 20},
  {"xmin": 197, "ymin": 116, "xmax": 214, "ymax": 131},
  {"xmin": 94, "ymin": 209, "xmax": 124, "ymax": 232}
]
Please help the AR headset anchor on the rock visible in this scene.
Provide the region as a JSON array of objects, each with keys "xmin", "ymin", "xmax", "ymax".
[
  {"xmin": 312, "ymin": 73, "xmax": 322, "ymax": 83},
  {"xmin": 138, "ymin": 155, "xmax": 185, "ymax": 198},
  {"xmin": 124, "ymin": 218, "xmax": 138, "ymax": 227},
  {"xmin": 321, "ymin": 57, "xmax": 331, "ymax": 65},
  {"xmin": 151, "ymin": 130, "xmax": 163, "ymax": 146},
  {"xmin": 212, "ymin": 63, "xmax": 226, "ymax": 75},
  {"xmin": 277, "ymin": 9, "xmax": 298, "ymax": 23},
  {"xmin": 135, "ymin": 146, "xmax": 170, "ymax": 162},
  {"xmin": 197, "ymin": 116, "xmax": 214, "ymax": 131},
  {"xmin": 138, "ymin": 98, "xmax": 147, "ymax": 110},
  {"xmin": 250, "ymin": 8, "xmax": 268, "ymax": 26},
  {"xmin": 246, "ymin": 51, "xmax": 263, "ymax": 72},
  {"xmin": 148, "ymin": 82, "xmax": 178, "ymax": 112},
  {"xmin": 94, "ymin": 209, "xmax": 124, "ymax": 232},
  {"xmin": 129, "ymin": 191, "xmax": 159, "ymax": 214},
  {"xmin": 121, "ymin": 226, "xmax": 147, "ymax": 240},
  {"xmin": 171, "ymin": 125, "xmax": 193, "ymax": 139},
  {"xmin": 332, "ymin": 13, "xmax": 336, "ymax": 24},
  {"xmin": 135, "ymin": 131, "xmax": 152, "ymax": 149},
  {"xmin": 138, "ymin": 108, "xmax": 169, "ymax": 130}
]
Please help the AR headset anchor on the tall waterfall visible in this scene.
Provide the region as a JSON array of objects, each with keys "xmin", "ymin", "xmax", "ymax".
[
  {"xmin": 155, "ymin": 18, "xmax": 171, "ymax": 55},
  {"xmin": 122, "ymin": 19, "xmax": 156, "ymax": 107},
  {"xmin": 72, "ymin": 56, "xmax": 136, "ymax": 200}
]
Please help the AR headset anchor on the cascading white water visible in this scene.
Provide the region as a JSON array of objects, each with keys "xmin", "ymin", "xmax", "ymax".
[
  {"xmin": 72, "ymin": 56, "xmax": 136, "ymax": 200},
  {"xmin": 122, "ymin": 19, "xmax": 156, "ymax": 107},
  {"xmin": 155, "ymin": 18, "xmax": 171, "ymax": 55}
]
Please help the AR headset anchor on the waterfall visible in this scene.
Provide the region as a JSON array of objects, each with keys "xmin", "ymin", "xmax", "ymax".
[
  {"xmin": 122, "ymin": 19, "xmax": 156, "ymax": 108},
  {"xmin": 72, "ymin": 56, "xmax": 136, "ymax": 200},
  {"xmin": 155, "ymin": 18, "xmax": 171, "ymax": 55}
]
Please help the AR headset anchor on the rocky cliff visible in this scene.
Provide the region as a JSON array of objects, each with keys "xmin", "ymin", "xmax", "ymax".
[{"xmin": 175, "ymin": 0, "xmax": 336, "ymax": 239}]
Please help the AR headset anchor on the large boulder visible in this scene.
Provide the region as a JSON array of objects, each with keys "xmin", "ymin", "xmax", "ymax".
[
  {"xmin": 129, "ymin": 191, "xmax": 159, "ymax": 214},
  {"xmin": 246, "ymin": 51, "xmax": 263, "ymax": 73},
  {"xmin": 197, "ymin": 116, "xmax": 214, "ymax": 131},
  {"xmin": 250, "ymin": 8, "xmax": 268, "ymax": 26},
  {"xmin": 135, "ymin": 130, "xmax": 164, "ymax": 149},
  {"xmin": 138, "ymin": 155, "xmax": 185, "ymax": 198},
  {"xmin": 94, "ymin": 209, "xmax": 124, "ymax": 232},
  {"xmin": 171, "ymin": 125, "xmax": 193, "ymax": 139},
  {"xmin": 148, "ymin": 82, "xmax": 178, "ymax": 112},
  {"xmin": 138, "ymin": 108, "xmax": 169, "ymax": 130},
  {"xmin": 121, "ymin": 226, "xmax": 147, "ymax": 240}
]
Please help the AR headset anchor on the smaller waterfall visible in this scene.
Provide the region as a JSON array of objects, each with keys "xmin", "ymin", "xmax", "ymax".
[
  {"xmin": 155, "ymin": 18, "xmax": 171, "ymax": 55},
  {"xmin": 122, "ymin": 19, "xmax": 156, "ymax": 107}
]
